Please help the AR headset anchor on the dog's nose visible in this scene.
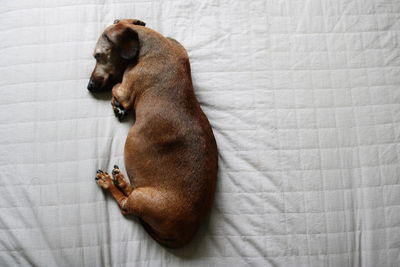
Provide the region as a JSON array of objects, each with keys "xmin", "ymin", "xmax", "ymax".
[{"xmin": 87, "ymin": 80, "xmax": 95, "ymax": 91}]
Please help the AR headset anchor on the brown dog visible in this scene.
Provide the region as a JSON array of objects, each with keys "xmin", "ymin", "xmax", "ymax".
[{"xmin": 88, "ymin": 19, "xmax": 218, "ymax": 248}]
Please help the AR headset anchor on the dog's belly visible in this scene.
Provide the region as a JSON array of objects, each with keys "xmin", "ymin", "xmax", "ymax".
[
  {"xmin": 123, "ymin": 113, "xmax": 217, "ymax": 204},
  {"xmin": 124, "ymin": 126, "xmax": 198, "ymax": 183}
]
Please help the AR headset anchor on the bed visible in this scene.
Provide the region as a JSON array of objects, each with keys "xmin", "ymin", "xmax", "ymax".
[{"xmin": 1, "ymin": 0, "xmax": 399, "ymax": 266}]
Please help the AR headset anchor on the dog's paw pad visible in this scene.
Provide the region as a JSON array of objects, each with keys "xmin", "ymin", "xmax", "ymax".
[
  {"xmin": 95, "ymin": 170, "xmax": 113, "ymax": 189},
  {"xmin": 113, "ymin": 107, "xmax": 126, "ymax": 121},
  {"xmin": 112, "ymin": 165, "xmax": 120, "ymax": 175},
  {"xmin": 112, "ymin": 165, "xmax": 122, "ymax": 187},
  {"xmin": 112, "ymin": 164, "xmax": 129, "ymax": 188}
]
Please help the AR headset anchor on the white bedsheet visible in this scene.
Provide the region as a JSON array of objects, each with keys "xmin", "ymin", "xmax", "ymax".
[{"xmin": 1, "ymin": 0, "xmax": 400, "ymax": 266}]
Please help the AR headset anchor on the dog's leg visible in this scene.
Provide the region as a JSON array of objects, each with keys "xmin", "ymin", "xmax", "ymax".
[
  {"xmin": 96, "ymin": 169, "xmax": 168, "ymax": 220},
  {"xmin": 112, "ymin": 165, "xmax": 133, "ymax": 195},
  {"xmin": 96, "ymin": 171, "xmax": 178, "ymax": 222},
  {"xmin": 116, "ymin": 186, "xmax": 181, "ymax": 234},
  {"xmin": 96, "ymin": 171, "xmax": 188, "ymax": 245}
]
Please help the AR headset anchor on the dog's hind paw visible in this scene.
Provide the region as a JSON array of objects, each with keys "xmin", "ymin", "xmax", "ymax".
[
  {"xmin": 112, "ymin": 165, "xmax": 133, "ymax": 195},
  {"xmin": 95, "ymin": 170, "xmax": 113, "ymax": 189}
]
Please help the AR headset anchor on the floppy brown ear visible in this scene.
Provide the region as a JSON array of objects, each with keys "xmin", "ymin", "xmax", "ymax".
[
  {"xmin": 133, "ymin": 20, "xmax": 146, "ymax": 26},
  {"xmin": 109, "ymin": 26, "xmax": 140, "ymax": 60}
]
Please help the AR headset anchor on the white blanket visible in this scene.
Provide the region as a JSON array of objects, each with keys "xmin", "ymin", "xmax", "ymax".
[{"xmin": 1, "ymin": 0, "xmax": 399, "ymax": 266}]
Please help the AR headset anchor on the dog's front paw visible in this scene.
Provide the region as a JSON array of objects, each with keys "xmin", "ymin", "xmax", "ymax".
[
  {"xmin": 113, "ymin": 100, "xmax": 127, "ymax": 121},
  {"xmin": 114, "ymin": 106, "xmax": 126, "ymax": 121}
]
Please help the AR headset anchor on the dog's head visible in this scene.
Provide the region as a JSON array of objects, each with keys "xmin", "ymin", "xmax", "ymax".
[{"xmin": 87, "ymin": 19, "xmax": 146, "ymax": 92}]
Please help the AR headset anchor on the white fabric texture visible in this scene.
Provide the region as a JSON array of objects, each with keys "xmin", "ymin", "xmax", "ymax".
[{"xmin": 1, "ymin": 0, "xmax": 400, "ymax": 266}]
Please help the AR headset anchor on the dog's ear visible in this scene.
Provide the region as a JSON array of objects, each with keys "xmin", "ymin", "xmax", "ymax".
[
  {"xmin": 109, "ymin": 26, "xmax": 140, "ymax": 60},
  {"xmin": 132, "ymin": 20, "xmax": 146, "ymax": 26},
  {"xmin": 113, "ymin": 19, "xmax": 146, "ymax": 26}
]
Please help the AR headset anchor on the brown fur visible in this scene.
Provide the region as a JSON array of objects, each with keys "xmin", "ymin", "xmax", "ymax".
[{"xmin": 89, "ymin": 19, "xmax": 218, "ymax": 248}]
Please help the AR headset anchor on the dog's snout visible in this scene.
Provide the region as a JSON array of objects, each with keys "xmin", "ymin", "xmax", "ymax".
[{"xmin": 87, "ymin": 80, "xmax": 95, "ymax": 91}]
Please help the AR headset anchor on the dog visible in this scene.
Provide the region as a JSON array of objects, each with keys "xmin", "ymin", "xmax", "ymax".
[{"xmin": 87, "ymin": 19, "xmax": 218, "ymax": 248}]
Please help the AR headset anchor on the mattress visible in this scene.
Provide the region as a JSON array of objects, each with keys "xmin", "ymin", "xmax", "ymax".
[{"xmin": 1, "ymin": 0, "xmax": 399, "ymax": 266}]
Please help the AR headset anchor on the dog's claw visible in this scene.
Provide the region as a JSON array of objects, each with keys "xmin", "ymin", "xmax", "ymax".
[
  {"xmin": 95, "ymin": 177, "xmax": 99, "ymax": 181},
  {"xmin": 97, "ymin": 170, "xmax": 103, "ymax": 173},
  {"xmin": 114, "ymin": 165, "xmax": 119, "ymax": 169}
]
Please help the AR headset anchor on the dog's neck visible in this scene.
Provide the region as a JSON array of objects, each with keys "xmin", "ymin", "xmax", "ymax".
[
  {"xmin": 123, "ymin": 26, "xmax": 192, "ymax": 114},
  {"xmin": 135, "ymin": 27, "xmax": 170, "ymax": 58}
]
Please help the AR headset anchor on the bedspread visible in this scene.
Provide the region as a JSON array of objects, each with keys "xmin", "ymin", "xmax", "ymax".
[{"xmin": 1, "ymin": 0, "xmax": 400, "ymax": 266}]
